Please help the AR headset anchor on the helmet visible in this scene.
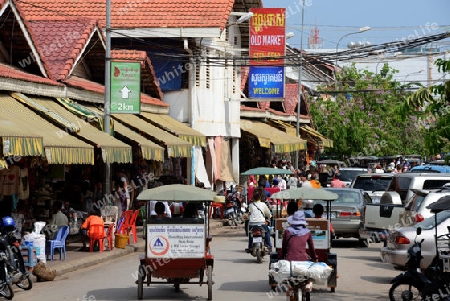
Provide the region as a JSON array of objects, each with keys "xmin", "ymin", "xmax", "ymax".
[{"xmin": 0, "ymin": 216, "xmax": 15, "ymax": 232}]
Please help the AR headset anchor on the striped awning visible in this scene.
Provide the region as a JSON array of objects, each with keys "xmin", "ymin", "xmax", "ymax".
[
  {"xmin": 300, "ymin": 126, "xmax": 334, "ymax": 148},
  {"xmin": 141, "ymin": 112, "xmax": 206, "ymax": 147},
  {"xmin": 112, "ymin": 114, "xmax": 192, "ymax": 158},
  {"xmin": 113, "ymin": 121, "xmax": 165, "ymax": 162},
  {"xmin": 0, "ymin": 94, "xmax": 44, "ymax": 157},
  {"xmin": 240, "ymin": 119, "xmax": 307, "ymax": 153},
  {"xmin": 1, "ymin": 94, "xmax": 94, "ymax": 164},
  {"xmin": 12, "ymin": 94, "xmax": 133, "ymax": 164}
]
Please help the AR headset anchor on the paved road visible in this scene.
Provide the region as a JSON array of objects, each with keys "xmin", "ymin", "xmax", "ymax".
[{"xmin": 11, "ymin": 225, "xmax": 399, "ymax": 301}]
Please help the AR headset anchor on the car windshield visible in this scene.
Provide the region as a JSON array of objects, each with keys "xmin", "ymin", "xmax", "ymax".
[
  {"xmin": 352, "ymin": 176, "xmax": 392, "ymax": 192},
  {"xmin": 414, "ymin": 210, "xmax": 450, "ymax": 230},
  {"xmin": 339, "ymin": 170, "xmax": 366, "ymax": 182}
]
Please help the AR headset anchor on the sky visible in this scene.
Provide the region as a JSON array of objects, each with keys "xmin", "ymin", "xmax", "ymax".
[{"xmin": 261, "ymin": 0, "xmax": 450, "ymax": 51}]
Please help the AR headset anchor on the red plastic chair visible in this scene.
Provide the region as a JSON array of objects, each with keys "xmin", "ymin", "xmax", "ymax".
[
  {"xmin": 116, "ymin": 210, "xmax": 132, "ymax": 235},
  {"xmin": 89, "ymin": 224, "xmax": 106, "ymax": 252},
  {"xmin": 126, "ymin": 210, "xmax": 140, "ymax": 244}
]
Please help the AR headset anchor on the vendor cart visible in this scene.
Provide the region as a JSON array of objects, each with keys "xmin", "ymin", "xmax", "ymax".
[
  {"xmin": 269, "ymin": 187, "xmax": 339, "ymax": 296},
  {"xmin": 135, "ymin": 184, "xmax": 217, "ymax": 300}
]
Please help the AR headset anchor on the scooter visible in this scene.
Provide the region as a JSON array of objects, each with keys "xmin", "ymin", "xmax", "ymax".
[
  {"xmin": 224, "ymin": 190, "xmax": 245, "ymax": 227},
  {"xmin": 389, "ymin": 227, "xmax": 450, "ymax": 301},
  {"xmin": 248, "ymin": 225, "xmax": 270, "ymax": 263},
  {"xmin": 0, "ymin": 237, "xmax": 14, "ymax": 300}
]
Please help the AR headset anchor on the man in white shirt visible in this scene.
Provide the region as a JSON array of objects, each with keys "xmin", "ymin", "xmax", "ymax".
[
  {"xmin": 277, "ymin": 175, "xmax": 287, "ymax": 191},
  {"xmin": 149, "ymin": 201, "xmax": 172, "ymax": 217}
]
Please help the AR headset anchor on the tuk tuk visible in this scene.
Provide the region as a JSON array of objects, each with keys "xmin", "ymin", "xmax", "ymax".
[
  {"xmin": 135, "ymin": 184, "xmax": 216, "ymax": 300},
  {"xmin": 269, "ymin": 187, "xmax": 339, "ymax": 299}
]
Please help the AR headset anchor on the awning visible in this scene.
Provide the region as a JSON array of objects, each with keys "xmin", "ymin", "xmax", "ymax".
[
  {"xmin": 141, "ymin": 112, "xmax": 206, "ymax": 147},
  {"xmin": 240, "ymin": 119, "xmax": 307, "ymax": 153},
  {"xmin": 12, "ymin": 94, "xmax": 133, "ymax": 164},
  {"xmin": 113, "ymin": 121, "xmax": 165, "ymax": 162},
  {"xmin": 0, "ymin": 119, "xmax": 44, "ymax": 157},
  {"xmin": 112, "ymin": 114, "xmax": 192, "ymax": 158},
  {"xmin": 84, "ymin": 106, "xmax": 165, "ymax": 162},
  {"xmin": 1, "ymin": 95, "xmax": 94, "ymax": 164},
  {"xmin": 269, "ymin": 120, "xmax": 298, "ymax": 136},
  {"xmin": 300, "ymin": 126, "xmax": 334, "ymax": 148}
]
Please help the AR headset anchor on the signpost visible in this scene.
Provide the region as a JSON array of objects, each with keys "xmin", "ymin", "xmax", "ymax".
[
  {"xmin": 110, "ymin": 61, "xmax": 141, "ymax": 114},
  {"xmin": 248, "ymin": 8, "xmax": 286, "ymax": 102}
]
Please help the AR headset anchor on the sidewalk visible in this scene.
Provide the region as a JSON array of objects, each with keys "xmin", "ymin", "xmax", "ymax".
[{"xmin": 38, "ymin": 219, "xmax": 227, "ymax": 278}]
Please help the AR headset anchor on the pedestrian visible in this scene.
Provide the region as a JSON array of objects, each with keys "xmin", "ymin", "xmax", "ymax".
[
  {"xmin": 47, "ymin": 201, "xmax": 69, "ymax": 239},
  {"xmin": 246, "ymin": 187, "xmax": 272, "ymax": 253},
  {"xmin": 330, "ymin": 173, "xmax": 346, "ymax": 188},
  {"xmin": 313, "ymin": 204, "xmax": 335, "ymax": 237}
]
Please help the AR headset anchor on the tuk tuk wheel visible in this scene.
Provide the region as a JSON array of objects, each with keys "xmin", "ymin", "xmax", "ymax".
[
  {"xmin": 137, "ymin": 273, "xmax": 144, "ymax": 300},
  {"xmin": 207, "ymin": 265, "xmax": 213, "ymax": 300}
]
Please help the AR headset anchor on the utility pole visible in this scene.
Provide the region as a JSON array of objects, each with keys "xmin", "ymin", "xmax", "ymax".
[{"xmin": 104, "ymin": 0, "xmax": 111, "ymax": 196}]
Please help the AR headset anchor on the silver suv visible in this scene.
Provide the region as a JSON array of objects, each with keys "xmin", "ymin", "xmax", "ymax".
[
  {"xmin": 350, "ymin": 173, "xmax": 394, "ymax": 203},
  {"xmin": 399, "ymin": 185, "xmax": 450, "ymax": 227},
  {"xmin": 338, "ymin": 167, "xmax": 368, "ymax": 187}
]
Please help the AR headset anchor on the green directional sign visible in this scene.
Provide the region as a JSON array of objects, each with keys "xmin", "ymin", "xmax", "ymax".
[{"xmin": 110, "ymin": 61, "xmax": 141, "ymax": 114}]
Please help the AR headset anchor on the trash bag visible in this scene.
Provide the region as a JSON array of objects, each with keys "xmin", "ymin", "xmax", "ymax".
[{"xmin": 32, "ymin": 261, "xmax": 57, "ymax": 281}]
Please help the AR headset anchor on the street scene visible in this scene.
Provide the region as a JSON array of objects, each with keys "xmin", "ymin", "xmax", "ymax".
[
  {"xmin": 12, "ymin": 226, "xmax": 400, "ymax": 301},
  {"xmin": 0, "ymin": 0, "xmax": 449, "ymax": 301}
]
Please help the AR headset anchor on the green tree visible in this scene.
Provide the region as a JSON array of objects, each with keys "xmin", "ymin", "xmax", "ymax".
[
  {"xmin": 310, "ymin": 63, "xmax": 426, "ymax": 158},
  {"xmin": 401, "ymin": 58, "xmax": 450, "ymax": 156}
]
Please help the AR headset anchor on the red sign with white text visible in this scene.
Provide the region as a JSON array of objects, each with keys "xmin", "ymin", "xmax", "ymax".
[{"xmin": 249, "ymin": 8, "xmax": 286, "ymax": 66}]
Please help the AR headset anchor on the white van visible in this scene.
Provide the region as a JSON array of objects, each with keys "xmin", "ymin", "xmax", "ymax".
[{"xmin": 386, "ymin": 173, "xmax": 450, "ymax": 204}]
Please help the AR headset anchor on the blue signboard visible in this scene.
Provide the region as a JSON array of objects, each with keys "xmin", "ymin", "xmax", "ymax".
[{"xmin": 249, "ymin": 66, "xmax": 284, "ymax": 98}]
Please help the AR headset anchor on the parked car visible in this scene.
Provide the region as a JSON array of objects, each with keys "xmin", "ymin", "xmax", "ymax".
[
  {"xmin": 308, "ymin": 187, "xmax": 371, "ymax": 246},
  {"xmin": 386, "ymin": 173, "xmax": 450, "ymax": 205},
  {"xmin": 399, "ymin": 185, "xmax": 450, "ymax": 227},
  {"xmin": 410, "ymin": 165, "xmax": 450, "ymax": 173},
  {"xmin": 338, "ymin": 167, "xmax": 368, "ymax": 187},
  {"xmin": 351, "ymin": 173, "xmax": 394, "ymax": 203},
  {"xmin": 380, "ymin": 210, "xmax": 450, "ymax": 270}
]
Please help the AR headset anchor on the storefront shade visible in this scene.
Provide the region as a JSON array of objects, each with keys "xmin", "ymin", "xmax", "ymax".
[
  {"xmin": 240, "ymin": 119, "xmax": 307, "ymax": 153},
  {"xmin": 13, "ymin": 95, "xmax": 133, "ymax": 164},
  {"xmin": 1, "ymin": 95, "xmax": 94, "ymax": 164},
  {"xmin": 137, "ymin": 184, "xmax": 216, "ymax": 201},
  {"xmin": 112, "ymin": 114, "xmax": 192, "ymax": 158},
  {"xmin": 141, "ymin": 112, "xmax": 206, "ymax": 147},
  {"xmin": 300, "ymin": 126, "xmax": 333, "ymax": 148},
  {"xmin": 0, "ymin": 96, "xmax": 45, "ymax": 157}
]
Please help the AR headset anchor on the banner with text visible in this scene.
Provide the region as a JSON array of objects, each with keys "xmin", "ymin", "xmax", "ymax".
[
  {"xmin": 249, "ymin": 8, "xmax": 286, "ymax": 100},
  {"xmin": 249, "ymin": 66, "xmax": 284, "ymax": 98},
  {"xmin": 249, "ymin": 8, "xmax": 286, "ymax": 66}
]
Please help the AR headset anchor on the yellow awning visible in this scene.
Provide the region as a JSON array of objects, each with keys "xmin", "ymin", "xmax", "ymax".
[
  {"xmin": 0, "ymin": 159, "xmax": 7, "ymax": 169},
  {"xmin": 0, "ymin": 120, "xmax": 44, "ymax": 157},
  {"xmin": 300, "ymin": 126, "xmax": 334, "ymax": 148},
  {"xmin": 113, "ymin": 121, "xmax": 165, "ymax": 162},
  {"xmin": 269, "ymin": 120, "xmax": 298, "ymax": 136},
  {"xmin": 112, "ymin": 114, "xmax": 192, "ymax": 157},
  {"xmin": 13, "ymin": 95, "xmax": 133, "ymax": 164},
  {"xmin": 241, "ymin": 119, "xmax": 307, "ymax": 153},
  {"xmin": 0, "ymin": 95, "xmax": 94, "ymax": 164},
  {"xmin": 141, "ymin": 112, "xmax": 206, "ymax": 147}
]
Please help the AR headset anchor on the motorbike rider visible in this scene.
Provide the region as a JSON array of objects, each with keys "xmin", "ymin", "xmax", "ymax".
[{"xmin": 245, "ymin": 187, "xmax": 272, "ymax": 253}]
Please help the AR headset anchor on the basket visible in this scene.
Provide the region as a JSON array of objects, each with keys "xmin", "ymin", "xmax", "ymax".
[{"xmin": 115, "ymin": 234, "xmax": 129, "ymax": 249}]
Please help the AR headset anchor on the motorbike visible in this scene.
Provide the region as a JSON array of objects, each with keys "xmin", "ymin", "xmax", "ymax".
[
  {"xmin": 0, "ymin": 236, "xmax": 14, "ymax": 300},
  {"xmin": 248, "ymin": 224, "xmax": 270, "ymax": 263},
  {"xmin": 224, "ymin": 188, "xmax": 245, "ymax": 227},
  {"xmin": 389, "ymin": 227, "xmax": 450, "ymax": 301}
]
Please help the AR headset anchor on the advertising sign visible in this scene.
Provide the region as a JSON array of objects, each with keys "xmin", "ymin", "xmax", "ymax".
[
  {"xmin": 110, "ymin": 61, "xmax": 141, "ymax": 114},
  {"xmin": 147, "ymin": 224, "xmax": 205, "ymax": 258},
  {"xmin": 248, "ymin": 8, "xmax": 286, "ymax": 100},
  {"xmin": 249, "ymin": 8, "xmax": 286, "ymax": 66},
  {"xmin": 249, "ymin": 66, "xmax": 284, "ymax": 98}
]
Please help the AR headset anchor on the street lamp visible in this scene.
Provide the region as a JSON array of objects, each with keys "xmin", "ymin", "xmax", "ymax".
[
  {"xmin": 375, "ymin": 52, "xmax": 402, "ymax": 74},
  {"xmin": 403, "ymin": 70, "xmax": 425, "ymax": 85},
  {"xmin": 334, "ymin": 26, "xmax": 371, "ymax": 90},
  {"xmin": 226, "ymin": 12, "xmax": 253, "ymax": 28}
]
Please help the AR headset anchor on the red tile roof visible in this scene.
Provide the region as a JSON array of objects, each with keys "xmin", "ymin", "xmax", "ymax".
[
  {"xmin": 26, "ymin": 17, "xmax": 101, "ymax": 80},
  {"xmin": 0, "ymin": 63, "xmax": 63, "ymax": 86},
  {"xmin": 284, "ymin": 83, "xmax": 298, "ymax": 115},
  {"xmin": 63, "ymin": 76, "xmax": 168, "ymax": 107},
  {"xmin": 17, "ymin": 0, "xmax": 235, "ymax": 29}
]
